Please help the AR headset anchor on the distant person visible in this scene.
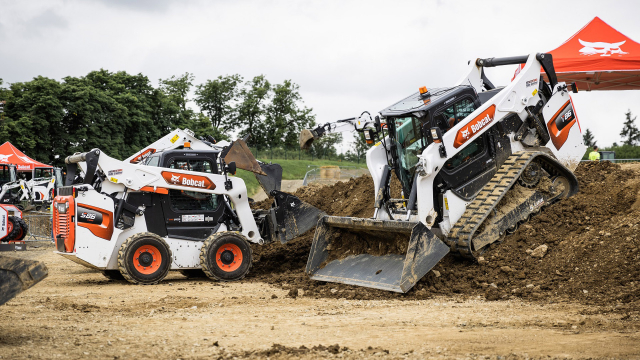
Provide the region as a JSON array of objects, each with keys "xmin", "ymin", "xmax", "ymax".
[{"xmin": 589, "ymin": 146, "xmax": 601, "ymax": 161}]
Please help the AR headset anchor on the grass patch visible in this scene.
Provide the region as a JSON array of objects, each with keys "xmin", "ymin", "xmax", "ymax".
[{"xmin": 233, "ymin": 159, "xmax": 368, "ymax": 197}]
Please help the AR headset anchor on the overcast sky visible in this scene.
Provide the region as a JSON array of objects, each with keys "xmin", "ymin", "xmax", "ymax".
[{"xmin": 1, "ymin": 0, "xmax": 639, "ymax": 151}]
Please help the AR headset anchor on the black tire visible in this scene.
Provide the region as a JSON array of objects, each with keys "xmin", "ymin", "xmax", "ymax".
[
  {"xmin": 178, "ymin": 269, "xmax": 207, "ymax": 279},
  {"xmin": 101, "ymin": 270, "xmax": 125, "ymax": 281},
  {"xmin": 6, "ymin": 216, "xmax": 27, "ymax": 242},
  {"xmin": 117, "ymin": 232, "xmax": 172, "ymax": 285},
  {"xmin": 199, "ymin": 231, "xmax": 252, "ymax": 281}
]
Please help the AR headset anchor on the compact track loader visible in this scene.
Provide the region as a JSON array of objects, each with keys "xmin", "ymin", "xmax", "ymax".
[
  {"xmin": 302, "ymin": 53, "xmax": 585, "ymax": 293},
  {"xmin": 53, "ymin": 129, "xmax": 323, "ymax": 284}
]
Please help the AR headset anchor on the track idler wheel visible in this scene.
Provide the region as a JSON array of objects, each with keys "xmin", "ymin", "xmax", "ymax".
[
  {"xmin": 518, "ymin": 162, "xmax": 543, "ymax": 188},
  {"xmin": 552, "ymin": 176, "xmax": 571, "ymax": 199},
  {"xmin": 117, "ymin": 232, "xmax": 172, "ymax": 285},
  {"xmin": 200, "ymin": 232, "xmax": 252, "ymax": 281}
]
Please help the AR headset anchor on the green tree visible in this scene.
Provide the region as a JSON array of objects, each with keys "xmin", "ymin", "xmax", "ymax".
[
  {"xmin": 310, "ymin": 133, "xmax": 343, "ymax": 159},
  {"xmin": 262, "ymin": 80, "xmax": 315, "ymax": 151},
  {"xmin": 158, "ymin": 73, "xmax": 196, "ymax": 129},
  {"xmin": 620, "ymin": 109, "xmax": 640, "ymax": 146},
  {"xmin": 236, "ymin": 75, "xmax": 271, "ymax": 148},
  {"xmin": 582, "ymin": 128, "xmax": 596, "ymax": 148},
  {"xmin": 351, "ymin": 132, "xmax": 372, "ymax": 163},
  {"xmin": 1, "ymin": 76, "xmax": 66, "ymax": 163},
  {"xmin": 62, "ymin": 69, "xmax": 166, "ymax": 160},
  {"xmin": 194, "ymin": 74, "xmax": 243, "ymax": 139}
]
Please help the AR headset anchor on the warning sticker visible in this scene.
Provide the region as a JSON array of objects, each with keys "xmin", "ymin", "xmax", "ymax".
[
  {"xmin": 110, "ymin": 177, "xmax": 118, "ymax": 183},
  {"xmin": 170, "ymin": 134, "xmax": 180, "ymax": 143},
  {"xmin": 182, "ymin": 214, "xmax": 204, "ymax": 222}
]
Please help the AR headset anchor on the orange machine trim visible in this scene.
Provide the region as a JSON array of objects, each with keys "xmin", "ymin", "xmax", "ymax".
[
  {"xmin": 130, "ymin": 148, "xmax": 156, "ymax": 164},
  {"xmin": 140, "ymin": 186, "xmax": 169, "ymax": 194},
  {"xmin": 454, "ymin": 105, "xmax": 496, "ymax": 149},
  {"xmin": 161, "ymin": 171, "xmax": 216, "ymax": 190},
  {"xmin": 547, "ymin": 100, "xmax": 576, "ymax": 150},
  {"xmin": 76, "ymin": 203, "xmax": 114, "ymax": 241},
  {"xmin": 53, "ymin": 195, "xmax": 76, "ymax": 253}
]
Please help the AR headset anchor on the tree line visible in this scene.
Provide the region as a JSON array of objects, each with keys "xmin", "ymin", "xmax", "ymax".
[
  {"xmin": 0, "ymin": 71, "xmax": 342, "ymax": 165},
  {"xmin": 583, "ymin": 109, "xmax": 640, "ymax": 158}
]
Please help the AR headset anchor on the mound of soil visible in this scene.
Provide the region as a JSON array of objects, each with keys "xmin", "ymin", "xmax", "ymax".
[{"xmin": 249, "ymin": 162, "xmax": 640, "ymax": 312}]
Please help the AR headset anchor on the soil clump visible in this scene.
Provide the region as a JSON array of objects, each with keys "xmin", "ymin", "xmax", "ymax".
[{"xmin": 249, "ymin": 162, "xmax": 640, "ymax": 315}]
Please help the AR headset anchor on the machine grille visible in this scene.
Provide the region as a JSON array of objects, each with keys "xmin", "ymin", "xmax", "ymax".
[{"xmin": 55, "ymin": 212, "xmax": 70, "ymax": 252}]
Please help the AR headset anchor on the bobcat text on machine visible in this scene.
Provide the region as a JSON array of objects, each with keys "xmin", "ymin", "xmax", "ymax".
[
  {"xmin": 301, "ymin": 52, "xmax": 585, "ymax": 293},
  {"xmin": 52, "ymin": 129, "xmax": 323, "ymax": 284}
]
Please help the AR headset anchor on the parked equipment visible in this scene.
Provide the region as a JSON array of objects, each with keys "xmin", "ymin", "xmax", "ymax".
[
  {"xmin": 0, "ymin": 166, "xmax": 63, "ymax": 211},
  {"xmin": 53, "ymin": 129, "xmax": 324, "ymax": 284},
  {"xmin": 302, "ymin": 53, "xmax": 585, "ymax": 293},
  {"xmin": 0, "ymin": 204, "xmax": 29, "ymax": 251}
]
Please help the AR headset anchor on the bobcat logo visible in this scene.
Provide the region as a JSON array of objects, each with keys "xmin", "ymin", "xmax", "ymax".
[
  {"xmin": 461, "ymin": 129, "xmax": 470, "ymax": 139},
  {"xmin": 170, "ymin": 174, "xmax": 181, "ymax": 183},
  {"xmin": 0, "ymin": 154, "xmax": 11, "ymax": 162},
  {"xmin": 579, "ymin": 39, "xmax": 628, "ymax": 56}
]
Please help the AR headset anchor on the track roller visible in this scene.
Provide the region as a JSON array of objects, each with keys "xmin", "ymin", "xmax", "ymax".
[
  {"xmin": 200, "ymin": 231, "xmax": 252, "ymax": 281},
  {"xmin": 117, "ymin": 232, "xmax": 172, "ymax": 285}
]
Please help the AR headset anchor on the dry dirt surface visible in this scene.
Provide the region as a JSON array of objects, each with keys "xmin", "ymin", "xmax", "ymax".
[{"xmin": 1, "ymin": 162, "xmax": 640, "ymax": 359}]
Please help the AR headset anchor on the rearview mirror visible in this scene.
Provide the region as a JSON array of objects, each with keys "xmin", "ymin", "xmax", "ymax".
[{"xmin": 226, "ymin": 162, "xmax": 236, "ymax": 175}]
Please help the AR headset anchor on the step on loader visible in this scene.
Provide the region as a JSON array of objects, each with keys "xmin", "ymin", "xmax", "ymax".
[
  {"xmin": 53, "ymin": 129, "xmax": 324, "ymax": 284},
  {"xmin": 302, "ymin": 53, "xmax": 585, "ymax": 293}
]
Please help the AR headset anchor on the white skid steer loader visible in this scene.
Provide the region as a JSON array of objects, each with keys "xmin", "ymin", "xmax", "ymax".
[
  {"xmin": 301, "ymin": 53, "xmax": 585, "ymax": 293},
  {"xmin": 53, "ymin": 129, "xmax": 323, "ymax": 284}
]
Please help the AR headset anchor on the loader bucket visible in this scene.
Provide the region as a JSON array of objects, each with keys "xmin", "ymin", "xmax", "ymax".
[
  {"xmin": 223, "ymin": 139, "xmax": 266, "ymax": 176},
  {"xmin": 256, "ymin": 163, "xmax": 283, "ymax": 194},
  {"xmin": 305, "ymin": 216, "xmax": 449, "ymax": 293},
  {"xmin": 271, "ymin": 190, "xmax": 326, "ymax": 243},
  {"xmin": 299, "ymin": 129, "xmax": 315, "ymax": 150},
  {"xmin": 0, "ymin": 255, "xmax": 48, "ymax": 305}
]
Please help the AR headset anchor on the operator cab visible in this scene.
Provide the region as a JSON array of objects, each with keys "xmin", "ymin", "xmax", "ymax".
[
  {"xmin": 135, "ymin": 148, "xmax": 228, "ymax": 241},
  {"xmin": 380, "ymin": 86, "xmax": 482, "ymax": 194},
  {"xmin": 380, "ymin": 85, "xmax": 515, "ymax": 218}
]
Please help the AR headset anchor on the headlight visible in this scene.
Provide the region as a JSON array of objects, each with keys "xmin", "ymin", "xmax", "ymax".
[{"xmin": 57, "ymin": 202, "xmax": 68, "ymax": 214}]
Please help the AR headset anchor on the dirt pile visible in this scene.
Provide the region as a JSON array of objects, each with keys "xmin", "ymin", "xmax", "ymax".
[{"xmin": 249, "ymin": 162, "xmax": 640, "ymax": 311}]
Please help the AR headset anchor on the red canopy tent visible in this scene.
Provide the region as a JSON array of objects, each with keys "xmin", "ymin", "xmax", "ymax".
[
  {"xmin": 545, "ymin": 17, "xmax": 640, "ymax": 91},
  {"xmin": 0, "ymin": 142, "xmax": 52, "ymax": 171}
]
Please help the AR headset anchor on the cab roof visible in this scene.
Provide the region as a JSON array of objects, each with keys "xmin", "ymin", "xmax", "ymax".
[{"xmin": 379, "ymin": 86, "xmax": 476, "ymax": 117}]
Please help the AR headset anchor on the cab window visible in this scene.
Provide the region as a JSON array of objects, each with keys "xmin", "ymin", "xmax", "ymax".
[
  {"xmin": 145, "ymin": 155, "xmax": 160, "ymax": 167},
  {"xmin": 443, "ymin": 136, "xmax": 485, "ymax": 171},
  {"xmin": 169, "ymin": 190, "xmax": 219, "ymax": 212},
  {"xmin": 169, "ymin": 159, "xmax": 214, "ymax": 173},
  {"xmin": 434, "ymin": 98, "xmax": 476, "ymax": 131},
  {"xmin": 34, "ymin": 168, "xmax": 52, "ymax": 178},
  {"xmin": 0, "ymin": 166, "xmax": 12, "ymax": 183}
]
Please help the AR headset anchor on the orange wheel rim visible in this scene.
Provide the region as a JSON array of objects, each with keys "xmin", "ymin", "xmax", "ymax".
[
  {"xmin": 7, "ymin": 221, "xmax": 13, "ymax": 234},
  {"xmin": 215, "ymin": 243, "xmax": 242, "ymax": 272},
  {"xmin": 133, "ymin": 245, "xmax": 162, "ymax": 275}
]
